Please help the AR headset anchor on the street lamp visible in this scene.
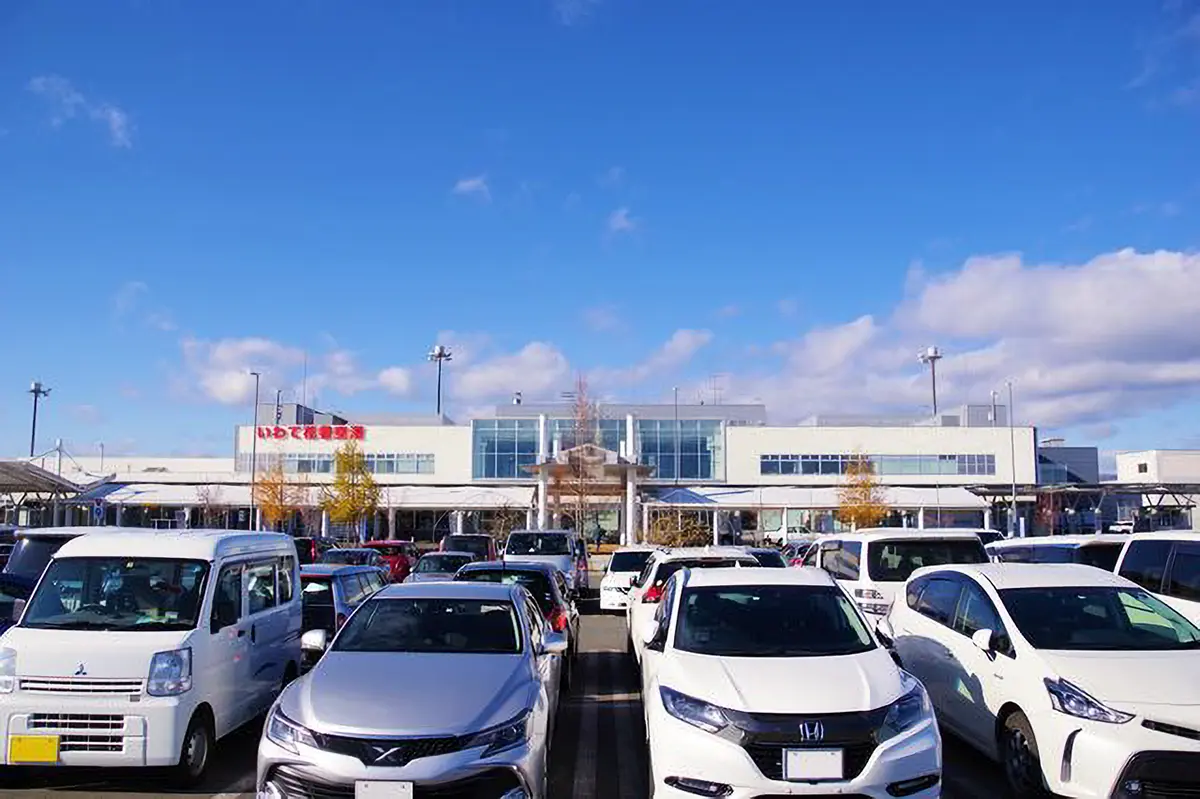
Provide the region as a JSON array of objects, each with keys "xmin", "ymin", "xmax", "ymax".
[
  {"xmin": 428, "ymin": 345, "xmax": 453, "ymax": 416},
  {"xmin": 917, "ymin": 346, "xmax": 943, "ymax": 416},
  {"xmin": 249, "ymin": 371, "xmax": 262, "ymax": 531},
  {"xmin": 1007, "ymin": 380, "xmax": 1018, "ymax": 537},
  {"xmin": 28, "ymin": 381, "xmax": 51, "ymax": 457}
]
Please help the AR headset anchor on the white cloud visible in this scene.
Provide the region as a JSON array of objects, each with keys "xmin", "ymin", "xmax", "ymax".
[
  {"xmin": 28, "ymin": 75, "xmax": 132, "ymax": 148},
  {"xmin": 583, "ymin": 305, "xmax": 622, "ymax": 333},
  {"xmin": 452, "ymin": 174, "xmax": 491, "ymax": 201},
  {"xmin": 554, "ymin": 0, "xmax": 601, "ymax": 25},
  {"xmin": 607, "ymin": 206, "xmax": 637, "ymax": 234},
  {"xmin": 592, "ymin": 329, "xmax": 714, "ymax": 388},
  {"xmin": 112, "ymin": 280, "xmax": 148, "ymax": 319},
  {"xmin": 455, "ymin": 342, "xmax": 571, "ymax": 401},
  {"xmin": 378, "ymin": 367, "xmax": 414, "ymax": 396},
  {"xmin": 145, "ymin": 311, "xmax": 177, "ymax": 332},
  {"xmin": 180, "ymin": 337, "xmax": 307, "ymax": 405}
]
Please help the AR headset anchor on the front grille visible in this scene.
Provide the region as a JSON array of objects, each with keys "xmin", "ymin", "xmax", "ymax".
[
  {"xmin": 1115, "ymin": 752, "xmax": 1200, "ymax": 799},
  {"xmin": 19, "ymin": 677, "xmax": 142, "ymax": 696},
  {"xmin": 730, "ymin": 706, "xmax": 887, "ymax": 783},
  {"xmin": 317, "ymin": 732, "xmax": 466, "ymax": 766},
  {"xmin": 29, "ymin": 713, "xmax": 124, "ymax": 732},
  {"xmin": 265, "ymin": 766, "xmax": 522, "ymax": 799},
  {"xmin": 1144, "ymin": 719, "xmax": 1200, "ymax": 742},
  {"xmin": 60, "ymin": 735, "xmax": 123, "ymax": 753}
]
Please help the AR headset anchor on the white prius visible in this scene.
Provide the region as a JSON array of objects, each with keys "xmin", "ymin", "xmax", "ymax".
[
  {"xmin": 881, "ymin": 562, "xmax": 1200, "ymax": 797},
  {"xmin": 0, "ymin": 529, "xmax": 302, "ymax": 785},
  {"xmin": 640, "ymin": 567, "xmax": 942, "ymax": 799}
]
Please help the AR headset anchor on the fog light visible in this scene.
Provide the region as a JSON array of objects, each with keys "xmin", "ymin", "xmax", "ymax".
[
  {"xmin": 1123, "ymin": 780, "xmax": 1143, "ymax": 795},
  {"xmin": 887, "ymin": 773, "xmax": 940, "ymax": 796},
  {"xmin": 664, "ymin": 776, "xmax": 733, "ymax": 797}
]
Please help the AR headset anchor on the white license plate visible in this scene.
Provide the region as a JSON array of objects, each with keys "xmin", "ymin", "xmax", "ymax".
[
  {"xmin": 783, "ymin": 748, "xmax": 843, "ymax": 780},
  {"xmin": 355, "ymin": 782, "xmax": 414, "ymax": 799}
]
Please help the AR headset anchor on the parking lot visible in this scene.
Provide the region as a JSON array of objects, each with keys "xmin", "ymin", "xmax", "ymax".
[{"xmin": 0, "ymin": 569, "xmax": 1020, "ymax": 799}]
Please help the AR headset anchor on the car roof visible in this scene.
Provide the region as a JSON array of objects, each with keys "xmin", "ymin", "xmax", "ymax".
[
  {"xmin": 654, "ymin": 546, "xmax": 758, "ymax": 563},
  {"xmin": 327, "ymin": 547, "xmax": 374, "ymax": 554},
  {"xmin": 508, "ymin": 529, "xmax": 573, "ymax": 537},
  {"xmin": 420, "ymin": 550, "xmax": 474, "ymax": 559},
  {"xmin": 444, "ymin": 533, "xmax": 491, "ymax": 539},
  {"xmin": 54, "ymin": 529, "xmax": 294, "ymax": 561},
  {"xmin": 816, "ymin": 529, "xmax": 987, "ymax": 543},
  {"xmin": 362, "ymin": 539, "xmax": 414, "ymax": 546},
  {"xmin": 987, "ymin": 534, "xmax": 1130, "ymax": 549},
  {"xmin": 1121, "ymin": 531, "xmax": 1200, "ymax": 543},
  {"xmin": 610, "ymin": 545, "xmax": 660, "ymax": 553},
  {"xmin": 683, "ymin": 566, "xmax": 837, "ymax": 588},
  {"xmin": 375, "ymin": 581, "xmax": 520, "ymax": 601},
  {"xmin": 916, "ymin": 562, "xmax": 1133, "ymax": 590},
  {"xmin": 16, "ymin": 526, "xmax": 93, "ymax": 539},
  {"xmin": 460, "ymin": 560, "xmax": 556, "ymax": 574},
  {"xmin": 300, "ymin": 564, "xmax": 381, "ymax": 576}
]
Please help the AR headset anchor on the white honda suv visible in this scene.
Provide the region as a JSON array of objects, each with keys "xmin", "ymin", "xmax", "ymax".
[{"xmin": 639, "ymin": 567, "xmax": 942, "ymax": 798}]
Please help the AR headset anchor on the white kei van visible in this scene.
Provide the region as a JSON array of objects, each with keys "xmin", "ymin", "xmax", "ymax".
[
  {"xmin": 802, "ymin": 528, "xmax": 989, "ymax": 619},
  {"xmin": 0, "ymin": 529, "xmax": 302, "ymax": 784},
  {"xmin": 1114, "ymin": 531, "xmax": 1200, "ymax": 626}
]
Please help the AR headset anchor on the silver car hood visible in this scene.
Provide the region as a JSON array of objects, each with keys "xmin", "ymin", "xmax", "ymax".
[{"xmin": 284, "ymin": 652, "xmax": 534, "ymax": 737}]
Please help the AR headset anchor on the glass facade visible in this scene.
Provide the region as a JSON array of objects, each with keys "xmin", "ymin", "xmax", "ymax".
[
  {"xmin": 236, "ymin": 452, "xmax": 435, "ymax": 475},
  {"xmin": 759, "ymin": 453, "xmax": 996, "ymax": 477},
  {"xmin": 637, "ymin": 419, "xmax": 723, "ymax": 480},
  {"xmin": 550, "ymin": 418, "xmax": 626, "ymax": 453},
  {"xmin": 472, "ymin": 419, "xmax": 539, "ymax": 479}
]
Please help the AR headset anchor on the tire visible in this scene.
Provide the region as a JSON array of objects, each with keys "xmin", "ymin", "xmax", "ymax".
[
  {"xmin": 1000, "ymin": 710, "xmax": 1049, "ymax": 798},
  {"xmin": 171, "ymin": 712, "xmax": 214, "ymax": 788}
]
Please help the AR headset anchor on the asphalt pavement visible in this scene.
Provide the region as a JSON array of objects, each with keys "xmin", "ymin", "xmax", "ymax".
[{"xmin": 0, "ymin": 566, "xmax": 1019, "ymax": 798}]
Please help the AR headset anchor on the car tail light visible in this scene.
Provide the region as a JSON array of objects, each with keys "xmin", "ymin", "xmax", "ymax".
[
  {"xmin": 642, "ymin": 585, "xmax": 664, "ymax": 603},
  {"xmin": 789, "ymin": 557, "xmax": 804, "ymax": 567},
  {"xmin": 548, "ymin": 607, "xmax": 569, "ymax": 633},
  {"xmin": 336, "ymin": 613, "xmax": 347, "ymax": 630}
]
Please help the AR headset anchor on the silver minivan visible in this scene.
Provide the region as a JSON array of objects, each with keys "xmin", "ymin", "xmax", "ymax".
[{"xmin": 503, "ymin": 530, "xmax": 589, "ymax": 595}]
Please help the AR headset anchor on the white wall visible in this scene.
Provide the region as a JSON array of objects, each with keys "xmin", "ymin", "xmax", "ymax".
[
  {"xmin": 234, "ymin": 424, "xmax": 473, "ymax": 484},
  {"xmin": 1114, "ymin": 450, "xmax": 1200, "ymax": 483},
  {"xmin": 725, "ymin": 425, "xmax": 1037, "ymax": 486}
]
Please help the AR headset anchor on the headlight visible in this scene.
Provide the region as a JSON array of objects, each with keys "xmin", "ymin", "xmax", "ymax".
[
  {"xmin": 464, "ymin": 710, "xmax": 530, "ymax": 757},
  {"xmin": 660, "ymin": 686, "xmax": 729, "ymax": 734},
  {"xmin": 266, "ymin": 706, "xmax": 320, "ymax": 754},
  {"xmin": 146, "ymin": 648, "xmax": 192, "ymax": 697},
  {"xmin": 879, "ymin": 671, "xmax": 932, "ymax": 742},
  {"xmin": 1045, "ymin": 678, "xmax": 1133, "ymax": 724},
  {"xmin": 0, "ymin": 648, "xmax": 16, "ymax": 694}
]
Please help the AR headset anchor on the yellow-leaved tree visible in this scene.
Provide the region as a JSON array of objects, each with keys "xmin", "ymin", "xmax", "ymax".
[
  {"xmin": 646, "ymin": 511, "xmax": 712, "ymax": 547},
  {"xmin": 321, "ymin": 441, "xmax": 380, "ymax": 538},
  {"xmin": 837, "ymin": 455, "xmax": 889, "ymax": 530},
  {"xmin": 254, "ymin": 462, "xmax": 305, "ymax": 531}
]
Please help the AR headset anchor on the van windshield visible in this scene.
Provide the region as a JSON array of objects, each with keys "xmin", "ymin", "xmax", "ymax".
[
  {"xmin": 22, "ymin": 557, "xmax": 209, "ymax": 631},
  {"xmin": 506, "ymin": 533, "xmax": 570, "ymax": 556},
  {"xmin": 868, "ymin": 539, "xmax": 988, "ymax": 582}
]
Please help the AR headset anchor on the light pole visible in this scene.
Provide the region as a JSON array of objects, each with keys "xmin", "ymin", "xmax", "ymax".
[
  {"xmin": 1007, "ymin": 380, "xmax": 1018, "ymax": 537},
  {"xmin": 917, "ymin": 346, "xmax": 943, "ymax": 416},
  {"xmin": 428, "ymin": 345, "xmax": 453, "ymax": 416},
  {"xmin": 28, "ymin": 381, "xmax": 51, "ymax": 457},
  {"xmin": 249, "ymin": 371, "xmax": 261, "ymax": 531},
  {"xmin": 98, "ymin": 442, "xmax": 105, "ymax": 472}
]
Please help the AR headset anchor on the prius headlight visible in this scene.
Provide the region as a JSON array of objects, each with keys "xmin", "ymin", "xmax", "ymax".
[
  {"xmin": 660, "ymin": 686, "xmax": 730, "ymax": 734},
  {"xmin": 465, "ymin": 710, "xmax": 531, "ymax": 757},
  {"xmin": 879, "ymin": 671, "xmax": 933, "ymax": 742},
  {"xmin": 1045, "ymin": 678, "xmax": 1133, "ymax": 724},
  {"xmin": 266, "ymin": 706, "xmax": 320, "ymax": 754}
]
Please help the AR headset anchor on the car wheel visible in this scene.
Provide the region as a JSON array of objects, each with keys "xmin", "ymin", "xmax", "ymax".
[
  {"xmin": 171, "ymin": 712, "xmax": 214, "ymax": 788},
  {"xmin": 1001, "ymin": 710, "xmax": 1049, "ymax": 797}
]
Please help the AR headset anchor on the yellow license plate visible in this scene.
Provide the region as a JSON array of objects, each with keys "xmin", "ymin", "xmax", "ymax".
[{"xmin": 9, "ymin": 735, "xmax": 59, "ymax": 764}]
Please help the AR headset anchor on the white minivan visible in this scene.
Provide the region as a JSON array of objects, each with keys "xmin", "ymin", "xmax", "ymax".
[
  {"xmin": 1114, "ymin": 531, "xmax": 1200, "ymax": 625},
  {"xmin": 0, "ymin": 529, "xmax": 302, "ymax": 785}
]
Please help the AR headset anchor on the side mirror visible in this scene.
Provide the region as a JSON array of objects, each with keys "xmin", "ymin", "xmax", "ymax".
[
  {"xmin": 541, "ymin": 630, "xmax": 569, "ymax": 656},
  {"xmin": 10, "ymin": 598, "xmax": 25, "ymax": 623},
  {"xmin": 971, "ymin": 628, "xmax": 995, "ymax": 653},
  {"xmin": 640, "ymin": 617, "xmax": 662, "ymax": 647},
  {"xmin": 301, "ymin": 629, "xmax": 329, "ymax": 653}
]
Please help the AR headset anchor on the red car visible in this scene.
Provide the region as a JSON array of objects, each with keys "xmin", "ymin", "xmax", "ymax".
[{"xmin": 361, "ymin": 540, "xmax": 420, "ymax": 582}]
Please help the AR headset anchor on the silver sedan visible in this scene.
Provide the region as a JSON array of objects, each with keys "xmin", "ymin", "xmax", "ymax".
[{"xmin": 257, "ymin": 581, "xmax": 567, "ymax": 799}]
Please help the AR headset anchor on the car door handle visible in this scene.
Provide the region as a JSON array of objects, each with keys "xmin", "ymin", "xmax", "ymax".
[
  {"xmin": 250, "ymin": 624, "xmax": 257, "ymax": 643},
  {"xmin": 236, "ymin": 628, "xmax": 247, "ymax": 638}
]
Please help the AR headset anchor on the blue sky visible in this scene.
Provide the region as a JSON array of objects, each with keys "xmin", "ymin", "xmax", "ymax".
[{"xmin": 1, "ymin": 0, "xmax": 1198, "ymax": 458}]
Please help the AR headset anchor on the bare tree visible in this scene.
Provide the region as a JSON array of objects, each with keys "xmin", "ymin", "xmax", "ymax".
[{"xmin": 195, "ymin": 485, "xmax": 228, "ymax": 528}]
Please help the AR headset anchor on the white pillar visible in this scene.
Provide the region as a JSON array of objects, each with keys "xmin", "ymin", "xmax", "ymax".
[
  {"xmin": 525, "ymin": 508, "xmax": 534, "ymax": 529},
  {"xmin": 642, "ymin": 503, "xmax": 650, "ymax": 543},
  {"xmin": 625, "ymin": 471, "xmax": 638, "ymax": 546},
  {"xmin": 537, "ymin": 414, "xmax": 548, "ymax": 460},
  {"xmin": 626, "ymin": 413, "xmax": 637, "ymax": 463},
  {"xmin": 781, "ymin": 506, "xmax": 790, "ymax": 542},
  {"xmin": 537, "ymin": 473, "xmax": 549, "ymax": 530},
  {"xmin": 320, "ymin": 510, "xmax": 330, "ymax": 539},
  {"xmin": 712, "ymin": 509, "xmax": 721, "ymax": 546},
  {"xmin": 917, "ymin": 507, "xmax": 926, "ymax": 530},
  {"xmin": 983, "ymin": 508, "xmax": 993, "ymax": 531},
  {"xmin": 454, "ymin": 510, "xmax": 466, "ymax": 534},
  {"xmin": 255, "ymin": 508, "xmax": 263, "ymax": 532}
]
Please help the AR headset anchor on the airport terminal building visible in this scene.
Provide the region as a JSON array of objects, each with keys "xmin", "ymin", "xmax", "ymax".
[{"xmin": 21, "ymin": 400, "xmax": 1044, "ymax": 543}]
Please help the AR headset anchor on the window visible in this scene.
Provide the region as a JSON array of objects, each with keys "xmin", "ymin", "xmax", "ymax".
[
  {"xmin": 1030, "ymin": 546, "xmax": 1076, "ymax": 564},
  {"xmin": 211, "ymin": 564, "xmax": 243, "ymax": 631},
  {"xmin": 868, "ymin": 539, "xmax": 988, "ymax": 582},
  {"xmin": 332, "ymin": 598, "xmax": 522, "ymax": 654},
  {"xmin": 820, "ymin": 541, "xmax": 861, "ymax": 581},
  {"xmin": 1076, "ymin": 543, "xmax": 1123, "ymax": 572},
  {"xmin": 994, "ymin": 547, "xmax": 1032, "ymax": 563},
  {"xmin": 906, "ymin": 576, "xmax": 929, "ymax": 610},
  {"xmin": 246, "ymin": 563, "xmax": 277, "ymax": 615},
  {"xmin": 953, "ymin": 581, "xmax": 1004, "ymax": 638},
  {"xmin": 915, "ymin": 578, "xmax": 961, "ymax": 626},
  {"xmin": 1166, "ymin": 545, "xmax": 1200, "ymax": 603},
  {"xmin": 999, "ymin": 587, "xmax": 1200, "ymax": 651},
  {"xmin": 638, "ymin": 419, "xmax": 721, "ymax": 480},
  {"xmin": 1138, "ymin": 463, "xmax": 1149, "ymax": 474},
  {"xmin": 758, "ymin": 452, "xmax": 998, "ymax": 477},
  {"xmin": 278, "ymin": 556, "xmax": 295, "ymax": 603},
  {"xmin": 472, "ymin": 419, "xmax": 539, "ymax": 479},
  {"xmin": 1118, "ymin": 540, "xmax": 1173, "ymax": 593},
  {"xmin": 524, "ymin": 598, "xmax": 544, "ymax": 652}
]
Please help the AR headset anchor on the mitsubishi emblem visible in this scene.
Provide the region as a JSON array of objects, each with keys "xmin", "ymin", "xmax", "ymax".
[
  {"xmin": 798, "ymin": 721, "xmax": 825, "ymax": 743},
  {"xmin": 74, "ymin": 664, "xmax": 87, "ymax": 677}
]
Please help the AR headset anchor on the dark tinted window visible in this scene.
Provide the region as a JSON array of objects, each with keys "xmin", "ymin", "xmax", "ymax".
[
  {"xmin": 1000, "ymin": 587, "xmax": 1200, "ymax": 651},
  {"xmin": 1166, "ymin": 545, "xmax": 1200, "ymax": 602},
  {"xmin": 301, "ymin": 576, "xmax": 335, "ymax": 632},
  {"xmin": 609, "ymin": 551, "xmax": 654, "ymax": 573},
  {"xmin": 652, "ymin": 558, "xmax": 751, "ymax": 587},
  {"xmin": 1077, "ymin": 543, "xmax": 1123, "ymax": 572},
  {"xmin": 5, "ymin": 536, "xmax": 72, "ymax": 581},
  {"xmin": 415, "ymin": 554, "xmax": 473, "ymax": 574},
  {"xmin": 321, "ymin": 550, "xmax": 375, "ymax": 566},
  {"xmin": 442, "ymin": 536, "xmax": 492, "ymax": 560},
  {"xmin": 906, "ymin": 575, "xmax": 929, "ymax": 609},
  {"xmin": 750, "ymin": 550, "xmax": 787, "ymax": 568},
  {"xmin": 333, "ymin": 598, "xmax": 520, "ymax": 654},
  {"xmin": 994, "ymin": 547, "xmax": 1032, "ymax": 563},
  {"xmin": 868, "ymin": 539, "xmax": 988, "ymax": 582},
  {"xmin": 1030, "ymin": 546, "xmax": 1075, "ymax": 564},
  {"xmin": 456, "ymin": 569, "xmax": 556, "ymax": 612},
  {"xmin": 1118, "ymin": 540, "xmax": 1173, "ymax": 592},
  {"xmin": 953, "ymin": 581, "xmax": 1004, "ymax": 638},
  {"xmin": 821, "ymin": 541, "xmax": 861, "ymax": 580},
  {"xmin": 505, "ymin": 533, "xmax": 570, "ymax": 556},
  {"xmin": 915, "ymin": 578, "xmax": 961, "ymax": 626}
]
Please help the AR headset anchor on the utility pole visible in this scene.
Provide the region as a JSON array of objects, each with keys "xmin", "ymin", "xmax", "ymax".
[
  {"xmin": 1007, "ymin": 380, "xmax": 1018, "ymax": 537},
  {"xmin": 428, "ymin": 345, "xmax": 453, "ymax": 416},
  {"xmin": 249, "ymin": 371, "xmax": 261, "ymax": 531},
  {"xmin": 28, "ymin": 381, "xmax": 51, "ymax": 457},
  {"xmin": 918, "ymin": 347, "xmax": 943, "ymax": 416}
]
